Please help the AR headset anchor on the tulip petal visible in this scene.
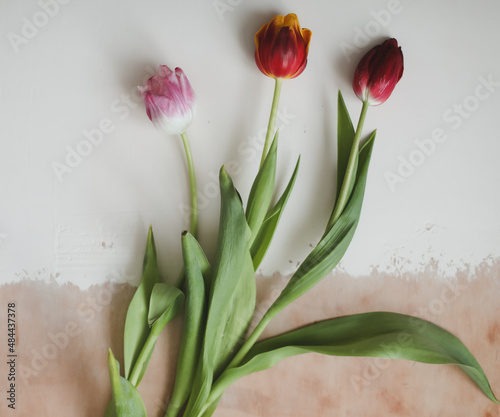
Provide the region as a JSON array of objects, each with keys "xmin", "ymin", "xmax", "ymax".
[
  {"xmin": 301, "ymin": 28, "xmax": 312, "ymax": 54},
  {"xmin": 139, "ymin": 65, "xmax": 196, "ymax": 135},
  {"xmin": 352, "ymin": 38, "xmax": 404, "ymax": 105},
  {"xmin": 254, "ymin": 13, "xmax": 311, "ymax": 79}
]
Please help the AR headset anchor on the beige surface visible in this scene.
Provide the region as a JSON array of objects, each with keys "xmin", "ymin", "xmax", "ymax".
[{"xmin": 1, "ymin": 260, "xmax": 499, "ymax": 416}]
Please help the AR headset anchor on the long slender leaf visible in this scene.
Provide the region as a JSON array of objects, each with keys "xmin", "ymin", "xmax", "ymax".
[
  {"xmin": 200, "ymin": 396, "xmax": 221, "ymax": 417},
  {"xmin": 190, "ymin": 232, "xmax": 212, "ymax": 290},
  {"xmin": 148, "ymin": 283, "xmax": 185, "ymax": 328},
  {"xmin": 105, "ymin": 349, "xmax": 147, "ymax": 417},
  {"xmin": 206, "ymin": 167, "xmax": 255, "ymax": 374},
  {"xmin": 128, "ymin": 282, "xmax": 184, "ymax": 387},
  {"xmin": 210, "ymin": 312, "xmax": 499, "ymax": 404},
  {"xmin": 223, "ymin": 132, "xmax": 375, "ymax": 380},
  {"xmin": 268, "ymin": 133, "xmax": 375, "ymax": 315},
  {"xmin": 246, "ymin": 132, "xmax": 278, "ymax": 247},
  {"xmin": 250, "ymin": 156, "xmax": 300, "ymax": 270},
  {"xmin": 123, "ymin": 226, "xmax": 161, "ymax": 379},
  {"xmin": 165, "ymin": 233, "xmax": 210, "ymax": 417},
  {"xmin": 185, "ymin": 167, "xmax": 256, "ymax": 416},
  {"xmin": 336, "ymin": 90, "xmax": 356, "ymax": 201}
]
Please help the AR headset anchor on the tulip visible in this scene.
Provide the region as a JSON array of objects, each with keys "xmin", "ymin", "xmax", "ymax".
[
  {"xmin": 255, "ymin": 13, "xmax": 312, "ymax": 80},
  {"xmin": 139, "ymin": 65, "xmax": 198, "ymax": 237},
  {"xmin": 254, "ymin": 13, "xmax": 311, "ymax": 166},
  {"xmin": 138, "ymin": 65, "xmax": 196, "ymax": 135},
  {"xmin": 352, "ymin": 38, "xmax": 404, "ymax": 106},
  {"xmin": 327, "ymin": 39, "xmax": 404, "ymax": 231}
]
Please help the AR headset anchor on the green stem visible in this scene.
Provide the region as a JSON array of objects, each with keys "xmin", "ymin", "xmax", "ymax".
[
  {"xmin": 181, "ymin": 132, "xmax": 198, "ymax": 238},
  {"xmin": 164, "ymin": 403, "xmax": 181, "ymax": 417},
  {"xmin": 223, "ymin": 304, "xmax": 277, "ymax": 374},
  {"xmin": 198, "ymin": 310, "xmax": 277, "ymax": 415},
  {"xmin": 128, "ymin": 328, "xmax": 159, "ymax": 387},
  {"xmin": 326, "ymin": 100, "xmax": 370, "ymax": 230},
  {"xmin": 260, "ymin": 78, "xmax": 283, "ymax": 167}
]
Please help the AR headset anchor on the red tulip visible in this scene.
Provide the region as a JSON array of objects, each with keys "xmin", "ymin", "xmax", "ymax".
[
  {"xmin": 353, "ymin": 38, "xmax": 404, "ymax": 106},
  {"xmin": 255, "ymin": 13, "xmax": 312, "ymax": 79}
]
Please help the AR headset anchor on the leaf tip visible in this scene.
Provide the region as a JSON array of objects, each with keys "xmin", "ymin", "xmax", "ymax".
[
  {"xmin": 147, "ymin": 226, "xmax": 155, "ymax": 245},
  {"xmin": 219, "ymin": 164, "xmax": 233, "ymax": 188}
]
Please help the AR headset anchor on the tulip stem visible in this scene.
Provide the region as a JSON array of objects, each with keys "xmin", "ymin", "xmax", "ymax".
[
  {"xmin": 180, "ymin": 132, "xmax": 198, "ymax": 238},
  {"xmin": 326, "ymin": 100, "xmax": 370, "ymax": 231},
  {"xmin": 260, "ymin": 77, "xmax": 283, "ymax": 167},
  {"xmin": 128, "ymin": 327, "xmax": 159, "ymax": 387}
]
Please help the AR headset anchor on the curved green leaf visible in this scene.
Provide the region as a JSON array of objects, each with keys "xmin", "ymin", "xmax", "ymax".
[
  {"xmin": 223, "ymin": 134, "xmax": 374, "ymax": 372},
  {"xmin": 211, "ymin": 312, "xmax": 499, "ymax": 404},
  {"xmin": 268, "ymin": 133, "xmax": 375, "ymax": 318},
  {"xmin": 185, "ymin": 167, "xmax": 256, "ymax": 416},
  {"xmin": 200, "ymin": 395, "xmax": 221, "ymax": 417},
  {"xmin": 246, "ymin": 132, "xmax": 278, "ymax": 247},
  {"xmin": 206, "ymin": 167, "xmax": 255, "ymax": 375},
  {"xmin": 250, "ymin": 156, "xmax": 300, "ymax": 270},
  {"xmin": 165, "ymin": 233, "xmax": 210, "ymax": 417},
  {"xmin": 148, "ymin": 283, "xmax": 185, "ymax": 328},
  {"xmin": 204, "ymin": 133, "xmax": 375, "ymax": 412},
  {"xmin": 123, "ymin": 226, "xmax": 161, "ymax": 379},
  {"xmin": 336, "ymin": 90, "xmax": 356, "ymax": 201},
  {"xmin": 106, "ymin": 349, "xmax": 147, "ymax": 417},
  {"xmin": 128, "ymin": 282, "xmax": 184, "ymax": 387}
]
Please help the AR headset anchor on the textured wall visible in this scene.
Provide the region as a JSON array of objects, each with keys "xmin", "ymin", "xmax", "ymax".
[
  {"xmin": 1, "ymin": 0, "xmax": 500, "ymax": 415},
  {"xmin": 1, "ymin": 263, "xmax": 499, "ymax": 415}
]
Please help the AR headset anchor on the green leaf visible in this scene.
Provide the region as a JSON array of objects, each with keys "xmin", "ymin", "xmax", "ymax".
[
  {"xmin": 128, "ymin": 282, "xmax": 184, "ymax": 387},
  {"xmin": 205, "ymin": 167, "xmax": 256, "ymax": 374},
  {"xmin": 123, "ymin": 226, "xmax": 161, "ymax": 379},
  {"xmin": 270, "ymin": 133, "xmax": 375, "ymax": 314},
  {"xmin": 246, "ymin": 132, "xmax": 278, "ymax": 247},
  {"xmin": 148, "ymin": 283, "xmax": 185, "ymax": 328},
  {"xmin": 211, "ymin": 312, "xmax": 499, "ymax": 404},
  {"xmin": 105, "ymin": 349, "xmax": 147, "ymax": 417},
  {"xmin": 200, "ymin": 396, "xmax": 222, "ymax": 417},
  {"xmin": 165, "ymin": 233, "xmax": 210, "ymax": 417},
  {"xmin": 188, "ymin": 231, "xmax": 212, "ymax": 290},
  {"xmin": 250, "ymin": 156, "xmax": 300, "ymax": 270},
  {"xmin": 336, "ymin": 90, "xmax": 356, "ymax": 201},
  {"xmin": 185, "ymin": 167, "xmax": 256, "ymax": 416},
  {"xmin": 222, "ymin": 133, "xmax": 374, "ymax": 379}
]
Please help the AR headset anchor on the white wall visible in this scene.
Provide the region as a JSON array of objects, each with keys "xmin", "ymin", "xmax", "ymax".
[{"xmin": 1, "ymin": 0, "xmax": 499, "ymax": 288}]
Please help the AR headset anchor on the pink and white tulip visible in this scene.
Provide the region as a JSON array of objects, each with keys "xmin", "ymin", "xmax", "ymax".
[{"xmin": 138, "ymin": 65, "xmax": 196, "ymax": 135}]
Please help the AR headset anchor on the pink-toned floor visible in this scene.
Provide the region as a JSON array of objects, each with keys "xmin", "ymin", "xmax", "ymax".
[{"xmin": 1, "ymin": 260, "xmax": 499, "ymax": 416}]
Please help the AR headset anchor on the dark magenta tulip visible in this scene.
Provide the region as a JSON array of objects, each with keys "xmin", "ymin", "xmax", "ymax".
[{"xmin": 353, "ymin": 38, "xmax": 404, "ymax": 105}]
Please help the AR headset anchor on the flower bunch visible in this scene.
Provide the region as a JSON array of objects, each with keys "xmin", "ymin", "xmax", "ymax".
[{"xmin": 104, "ymin": 13, "xmax": 498, "ymax": 417}]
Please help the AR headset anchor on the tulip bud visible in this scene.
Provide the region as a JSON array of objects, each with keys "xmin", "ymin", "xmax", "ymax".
[
  {"xmin": 353, "ymin": 38, "xmax": 404, "ymax": 106},
  {"xmin": 255, "ymin": 13, "xmax": 312, "ymax": 79},
  {"xmin": 138, "ymin": 65, "xmax": 196, "ymax": 135}
]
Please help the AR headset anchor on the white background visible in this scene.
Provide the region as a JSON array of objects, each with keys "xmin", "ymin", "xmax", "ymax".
[{"xmin": 1, "ymin": 0, "xmax": 500, "ymax": 288}]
